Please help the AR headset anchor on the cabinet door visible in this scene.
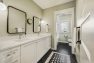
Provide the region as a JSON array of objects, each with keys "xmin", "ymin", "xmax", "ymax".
[
  {"xmin": 37, "ymin": 39, "xmax": 45, "ymax": 61},
  {"xmin": 45, "ymin": 37, "xmax": 51, "ymax": 52},
  {"xmin": 37, "ymin": 37, "xmax": 51, "ymax": 61},
  {"xmin": 21, "ymin": 42, "xmax": 37, "ymax": 63}
]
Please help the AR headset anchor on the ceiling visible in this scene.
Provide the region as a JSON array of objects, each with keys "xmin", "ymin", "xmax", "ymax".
[{"xmin": 33, "ymin": 0, "xmax": 73, "ymax": 9}]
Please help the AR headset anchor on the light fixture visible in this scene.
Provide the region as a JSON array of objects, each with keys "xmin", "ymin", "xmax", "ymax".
[
  {"xmin": 0, "ymin": 0, "xmax": 6, "ymax": 11},
  {"xmin": 41, "ymin": 20, "xmax": 47, "ymax": 25}
]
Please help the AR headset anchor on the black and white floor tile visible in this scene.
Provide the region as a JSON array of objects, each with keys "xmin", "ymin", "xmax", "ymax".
[
  {"xmin": 45, "ymin": 52, "xmax": 71, "ymax": 63},
  {"xmin": 38, "ymin": 42, "xmax": 77, "ymax": 63}
]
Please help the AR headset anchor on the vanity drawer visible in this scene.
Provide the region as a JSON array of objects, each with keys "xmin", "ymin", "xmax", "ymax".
[
  {"xmin": 11, "ymin": 58, "xmax": 20, "ymax": 63},
  {"xmin": 0, "ymin": 46, "xmax": 20, "ymax": 63},
  {"xmin": 5, "ymin": 47, "xmax": 20, "ymax": 59}
]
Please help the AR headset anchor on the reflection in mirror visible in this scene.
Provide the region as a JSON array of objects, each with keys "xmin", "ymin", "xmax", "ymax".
[
  {"xmin": 7, "ymin": 6, "xmax": 27, "ymax": 34},
  {"xmin": 33, "ymin": 16, "xmax": 41, "ymax": 33}
]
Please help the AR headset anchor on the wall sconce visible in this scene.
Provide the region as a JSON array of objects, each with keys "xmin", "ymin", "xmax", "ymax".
[
  {"xmin": 0, "ymin": 0, "xmax": 6, "ymax": 11},
  {"xmin": 41, "ymin": 20, "xmax": 49, "ymax": 32},
  {"xmin": 46, "ymin": 24, "xmax": 49, "ymax": 32},
  {"xmin": 41, "ymin": 20, "xmax": 47, "ymax": 25}
]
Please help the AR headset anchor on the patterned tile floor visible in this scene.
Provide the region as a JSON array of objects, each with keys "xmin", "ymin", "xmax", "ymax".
[
  {"xmin": 48, "ymin": 53, "xmax": 70, "ymax": 63},
  {"xmin": 38, "ymin": 42, "xmax": 77, "ymax": 63}
]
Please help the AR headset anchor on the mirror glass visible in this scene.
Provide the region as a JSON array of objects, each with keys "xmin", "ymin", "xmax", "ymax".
[
  {"xmin": 7, "ymin": 6, "xmax": 27, "ymax": 34},
  {"xmin": 33, "ymin": 16, "xmax": 41, "ymax": 33}
]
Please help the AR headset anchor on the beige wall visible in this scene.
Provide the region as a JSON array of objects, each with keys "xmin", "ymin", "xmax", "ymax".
[
  {"xmin": 0, "ymin": 0, "xmax": 43, "ymax": 36},
  {"xmin": 42, "ymin": 1, "xmax": 76, "ymax": 48},
  {"xmin": 0, "ymin": 0, "xmax": 76, "ymax": 49}
]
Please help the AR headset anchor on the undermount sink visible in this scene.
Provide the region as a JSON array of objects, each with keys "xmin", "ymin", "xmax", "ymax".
[
  {"xmin": 15, "ymin": 39, "xmax": 28, "ymax": 42},
  {"xmin": 14, "ymin": 33, "xmax": 49, "ymax": 42},
  {"xmin": 15, "ymin": 36, "xmax": 38, "ymax": 42}
]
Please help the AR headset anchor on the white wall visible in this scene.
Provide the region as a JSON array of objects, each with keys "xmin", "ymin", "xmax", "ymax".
[
  {"xmin": 43, "ymin": 1, "xmax": 76, "ymax": 48},
  {"xmin": 0, "ymin": 0, "xmax": 43, "ymax": 36}
]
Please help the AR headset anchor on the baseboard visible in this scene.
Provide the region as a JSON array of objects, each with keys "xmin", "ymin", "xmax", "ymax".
[{"xmin": 51, "ymin": 48, "xmax": 56, "ymax": 50}]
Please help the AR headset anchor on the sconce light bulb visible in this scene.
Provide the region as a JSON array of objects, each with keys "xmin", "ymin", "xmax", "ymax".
[
  {"xmin": 41, "ymin": 20, "xmax": 47, "ymax": 25},
  {"xmin": 0, "ymin": 2, "xmax": 6, "ymax": 11}
]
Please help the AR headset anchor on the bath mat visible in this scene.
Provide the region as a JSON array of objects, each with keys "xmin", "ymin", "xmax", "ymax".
[{"xmin": 45, "ymin": 52, "xmax": 71, "ymax": 63}]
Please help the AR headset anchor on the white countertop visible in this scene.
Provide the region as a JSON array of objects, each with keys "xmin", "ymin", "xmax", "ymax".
[{"xmin": 0, "ymin": 33, "xmax": 51, "ymax": 52}]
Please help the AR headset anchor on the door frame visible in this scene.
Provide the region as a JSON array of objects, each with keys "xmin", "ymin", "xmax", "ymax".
[{"xmin": 54, "ymin": 7, "xmax": 74, "ymax": 50}]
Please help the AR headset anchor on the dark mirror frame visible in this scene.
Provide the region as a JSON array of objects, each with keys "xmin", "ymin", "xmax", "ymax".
[
  {"xmin": 1, "ymin": 0, "xmax": 3, "ymax": 2},
  {"xmin": 33, "ymin": 16, "xmax": 41, "ymax": 33},
  {"xmin": 7, "ymin": 6, "xmax": 27, "ymax": 34}
]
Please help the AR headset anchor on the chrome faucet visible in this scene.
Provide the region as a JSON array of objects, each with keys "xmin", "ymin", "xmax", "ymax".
[{"xmin": 15, "ymin": 28, "xmax": 24, "ymax": 39}]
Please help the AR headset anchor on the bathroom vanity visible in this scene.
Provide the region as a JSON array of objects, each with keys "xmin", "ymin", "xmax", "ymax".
[{"xmin": 0, "ymin": 33, "xmax": 51, "ymax": 63}]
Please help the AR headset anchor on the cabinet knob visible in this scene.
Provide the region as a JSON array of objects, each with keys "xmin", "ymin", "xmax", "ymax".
[
  {"xmin": 12, "ymin": 60, "xmax": 18, "ymax": 63},
  {"xmin": 13, "ymin": 51, "xmax": 16, "ymax": 54},
  {"xmin": 7, "ymin": 54, "xmax": 11, "ymax": 57}
]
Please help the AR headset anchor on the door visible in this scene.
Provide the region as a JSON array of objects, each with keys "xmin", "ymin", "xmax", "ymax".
[
  {"xmin": 37, "ymin": 39, "xmax": 46, "ymax": 61},
  {"xmin": 79, "ymin": 13, "xmax": 93, "ymax": 63},
  {"xmin": 75, "ymin": 13, "xmax": 91, "ymax": 63},
  {"xmin": 54, "ymin": 8, "xmax": 74, "ymax": 50},
  {"xmin": 21, "ymin": 42, "xmax": 37, "ymax": 63}
]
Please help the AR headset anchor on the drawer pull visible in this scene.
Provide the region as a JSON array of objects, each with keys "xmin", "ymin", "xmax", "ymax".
[
  {"xmin": 12, "ymin": 60, "xmax": 18, "ymax": 63},
  {"xmin": 7, "ymin": 54, "xmax": 11, "ymax": 57},
  {"xmin": 13, "ymin": 51, "xmax": 16, "ymax": 54}
]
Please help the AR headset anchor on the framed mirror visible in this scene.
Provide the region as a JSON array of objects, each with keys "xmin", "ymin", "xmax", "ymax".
[
  {"xmin": 7, "ymin": 6, "xmax": 27, "ymax": 34},
  {"xmin": 33, "ymin": 16, "xmax": 41, "ymax": 33}
]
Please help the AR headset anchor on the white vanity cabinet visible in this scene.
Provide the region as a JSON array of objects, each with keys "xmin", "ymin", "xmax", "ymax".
[
  {"xmin": 45, "ymin": 36, "xmax": 51, "ymax": 51},
  {"xmin": 21, "ymin": 36, "xmax": 51, "ymax": 63},
  {"xmin": 0, "ymin": 46, "xmax": 20, "ymax": 63},
  {"xmin": 37, "ymin": 36, "xmax": 51, "ymax": 61},
  {"xmin": 0, "ymin": 34, "xmax": 51, "ymax": 63},
  {"xmin": 21, "ymin": 42, "xmax": 37, "ymax": 63},
  {"xmin": 37, "ymin": 39, "xmax": 46, "ymax": 61}
]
